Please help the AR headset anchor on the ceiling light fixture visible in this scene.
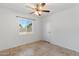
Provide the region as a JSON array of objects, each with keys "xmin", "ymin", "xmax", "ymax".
[{"xmin": 26, "ymin": 3, "xmax": 50, "ymax": 16}]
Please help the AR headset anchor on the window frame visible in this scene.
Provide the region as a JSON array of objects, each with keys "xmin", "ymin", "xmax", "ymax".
[{"xmin": 17, "ymin": 16, "xmax": 33, "ymax": 35}]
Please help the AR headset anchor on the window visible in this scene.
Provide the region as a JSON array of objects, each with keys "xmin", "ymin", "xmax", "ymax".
[{"xmin": 18, "ymin": 18, "xmax": 32, "ymax": 35}]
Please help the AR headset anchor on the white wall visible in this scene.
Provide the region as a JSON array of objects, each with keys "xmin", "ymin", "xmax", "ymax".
[
  {"xmin": 1, "ymin": 4, "xmax": 79, "ymax": 52},
  {"xmin": 43, "ymin": 6, "xmax": 79, "ymax": 52},
  {"xmin": 0, "ymin": 7, "xmax": 42, "ymax": 51}
]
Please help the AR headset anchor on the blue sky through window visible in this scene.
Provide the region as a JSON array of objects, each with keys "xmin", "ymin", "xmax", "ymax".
[{"xmin": 19, "ymin": 18, "xmax": 32, "ymax": 28}]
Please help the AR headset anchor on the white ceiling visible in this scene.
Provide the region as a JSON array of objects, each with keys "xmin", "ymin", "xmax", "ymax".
[{"xmin": 0, "ymin": 3, "xmax": 79, "ymax": 18}]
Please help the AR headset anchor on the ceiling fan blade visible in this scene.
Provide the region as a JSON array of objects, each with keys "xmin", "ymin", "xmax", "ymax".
[
  {"xmin": 30, "ymin": 12, "xmax": 35, "ymax": 14},
  {"xmin": 41, "ymin": 3, "xmax": 46, "ymax": 7},
  {"xmin": 39, "ymin": 14, "xmax": 41, "ymax": 16},
  {"xmin": 42, "ymin": 10, "xmax": 50, "ymax": 12},
  {"xmin": 36, "ymin": 3, "xmax": 39, "ymax": 9}
]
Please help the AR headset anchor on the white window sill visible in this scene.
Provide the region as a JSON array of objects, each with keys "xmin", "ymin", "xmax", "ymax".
[{"xmin": 19, "ymin": 32, "xmax": 32, "ymax": 35}]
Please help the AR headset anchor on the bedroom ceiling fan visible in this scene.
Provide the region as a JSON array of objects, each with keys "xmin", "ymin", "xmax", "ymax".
[{"xmin": 26, "ymin": 3, "xmax": 50, "ymax": 16}]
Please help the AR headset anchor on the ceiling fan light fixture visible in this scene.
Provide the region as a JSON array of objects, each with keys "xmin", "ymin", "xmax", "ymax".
[
  {"xmin": 34, "ymin": 11, "xmax": 39, "ymax": 16},
  {"xmin": 34, "ymin": 11, "xmax": 43, "ymax": 16},
  {"xmin": 39, "ymin": 6, "xmax": 42, "ymax": 10},
  {"xmin": 39, "ymin": 11, "xmax": 42, "ymax": 14},
  {"xmin": 26, "ymin": 3, "xmax": 50, "ymax": 16}
]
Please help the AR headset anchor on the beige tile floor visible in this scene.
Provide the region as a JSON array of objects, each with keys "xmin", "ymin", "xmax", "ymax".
[{"xmin": 0, "ymin": 40, "xmax": 79, "ymax": 56}]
